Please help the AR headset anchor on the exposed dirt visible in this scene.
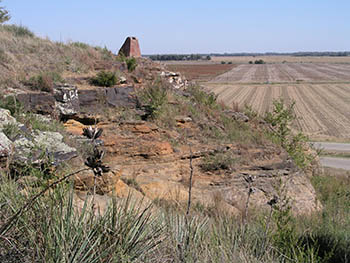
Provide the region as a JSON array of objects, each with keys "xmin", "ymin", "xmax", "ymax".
[
  {"xmin": 166, "ymin": 63, "xmax": 235, "ymax": 81},
  {"xmin": 209, "ymin": 63, "xmax": 350, "ymax": 83},
  {"xmin": 210, "ymin": 55, "xmax": 350, "ymax": 64}
]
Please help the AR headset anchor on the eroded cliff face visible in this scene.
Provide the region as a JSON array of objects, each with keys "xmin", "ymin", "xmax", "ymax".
[
  {"xmin": 66, "ymin": 118, "xmax": 321, "ymax": 216},
  {"xmin": 1, "ymin": 57, "xmax": 321, "ymax": 216}
]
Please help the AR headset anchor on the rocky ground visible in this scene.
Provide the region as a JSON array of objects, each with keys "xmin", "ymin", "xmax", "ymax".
[{"xmin": 0, "ymin": 55, "xmax": 322, "ymax": 217}]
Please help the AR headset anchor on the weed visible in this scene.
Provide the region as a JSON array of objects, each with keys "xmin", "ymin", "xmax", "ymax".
[
  {"xmin": 126, "ymin": 57, "xmax": 137, "ymax": 72},
  {"xmin": 90, "ymin": 71, "xmax": 118, "ymax": 87},
  {"xmin": 25, "ymin": 72, "xmax": 63, "ymax": 93},
  {"xmin": 0, "ymin": 95, "xmax": 22, "ymax": 116},
  {"xmin": 200, "ymin": 152, "xmax": 237, "ymax": 172},
  {"xmin": 138, "ymin": 81, "xmax": 168, "ymax": 119},
  {"xmin": 265, "ymin": 98, "xmax": 313, "ymax": 169},
  {"xmin": 2, "ymin": 122, "xmax": 21, "ymax": 141}
]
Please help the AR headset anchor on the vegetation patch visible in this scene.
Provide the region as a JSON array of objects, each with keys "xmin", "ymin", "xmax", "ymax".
[
  {"xmin": 25, "ymin": 72, "xmax": 63, "ymax": 93},
  {"xmin": 1, "ymin": 24, "xmax": 35, "ymax": 38},
  {"xmin": 90, "ymin": 71, "xmax": 118, "ymax": 87},
  {"xmin": 200, "ymin": 152, "xmax": 238, "ymax": 172},
  {"xmin": 126, "ymin": 57, "xmax": 137, "ymax": 72}
]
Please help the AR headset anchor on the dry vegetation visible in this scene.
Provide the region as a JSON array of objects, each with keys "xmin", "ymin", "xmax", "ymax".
[{"xmin": 0, "ymin": 24, "xmax": 115, "ymax": 91}]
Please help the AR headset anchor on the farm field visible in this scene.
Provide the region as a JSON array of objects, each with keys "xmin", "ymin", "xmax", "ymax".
[
  {"xmin": 205, "ymin": 83, "xmax": 350, "ymax": 141},
  {"xmin": 211, "ymin": 55, "xmax": 350, "ymax": 64},
  {"xmin": 196, "ymin": 60, "xmax": 350, "ymax": 142},
  {"xmin": 209, "ymin": 63, "xmax": 350, "ymax": 83},
  {"xmin": 166, "ymin": 63, "xmax": 235, "ymax": 81}
]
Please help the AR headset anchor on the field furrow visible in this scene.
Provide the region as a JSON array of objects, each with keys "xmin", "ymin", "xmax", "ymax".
[{"xmin": 203, "ymin": 61, "xmax": 350, "ymax": 140}]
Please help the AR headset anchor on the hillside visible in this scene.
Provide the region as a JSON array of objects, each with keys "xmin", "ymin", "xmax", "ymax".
[{"xmin": 1, "ymin": 25, "xmax": 346, "ymax": 262}]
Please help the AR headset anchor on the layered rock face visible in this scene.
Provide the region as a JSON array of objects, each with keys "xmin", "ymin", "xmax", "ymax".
[
  {"xmin": 118, "ymin": 37, "xmax": 141, "ymax": 57},
  {"xmin": 64, "ymin": 119, "xmax": 321, "ymax": 216}
]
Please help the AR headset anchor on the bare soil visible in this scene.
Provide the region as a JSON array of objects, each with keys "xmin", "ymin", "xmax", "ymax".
[{"xmin": 166, "ymin": 63, "xmax": 235, "ymax": 81}]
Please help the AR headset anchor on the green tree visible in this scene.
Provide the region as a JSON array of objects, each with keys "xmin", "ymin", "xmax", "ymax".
[{"xmin": 0, "ymin": 0, "xmax": 10, "ymax": 23}]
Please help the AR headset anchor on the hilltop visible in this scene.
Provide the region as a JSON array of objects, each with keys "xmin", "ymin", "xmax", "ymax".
[{"xmin": 1, "ymin": 24, "xmax": 343, "ymax": 262}]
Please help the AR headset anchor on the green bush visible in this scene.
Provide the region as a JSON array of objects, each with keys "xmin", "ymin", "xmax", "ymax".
[
  {"xmin": 90, "ymin": 71, "xmax": 118, "ymax": 87},
  {"xmin": 221, "ymin": 61, "xmax": 226, "ymax": 64},
  {"xmin": 0, "ymin": 95, "xmax": 22, "ymax": 115},
  {"xmin": 264, "ymin": 98, "xmax": 313, "ymax": 169},
  {"xmin": 254, "ymin": 59, "xmax": 265, "ymax": 64},
  {"xmin": 1, "ymin": 24, "xmax": 35, "ymax": 37},
  {"xmin": 126, "ymin": 57, "xmax": 137, "ymax": 72},
  {"xmin": 200, "ymin": 152, "xmax": 237, "ymax": 172},
  {"xmin": 138, "ymin": 81, "xmax": 168, "ymax": 119}
]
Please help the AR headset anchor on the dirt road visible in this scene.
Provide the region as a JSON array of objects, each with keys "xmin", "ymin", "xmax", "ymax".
[
  {"xmin": 312, "ymin": 142, "xmax": 350, "ymax": 152},
  {"xmin": 312, "ymin": 142, "xmax": 350, "ymax": 170},
  {"xmin": 320, "ymin": 157, "xmax": 350, "ymax": 170}
]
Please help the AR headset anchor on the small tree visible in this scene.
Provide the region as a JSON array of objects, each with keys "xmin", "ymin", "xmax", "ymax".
[{"xmin": 0, "ymin": 0, "xmax": 10, "ymax": 23}]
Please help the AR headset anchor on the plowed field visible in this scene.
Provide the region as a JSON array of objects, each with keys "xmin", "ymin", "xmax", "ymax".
[
  {"xmin": 209, "ymin": 63, "xmax": 350, "ymax": 83},
  {"xmin": 205, "ymin": 63, "xmax": 350, "ymax": 141}
]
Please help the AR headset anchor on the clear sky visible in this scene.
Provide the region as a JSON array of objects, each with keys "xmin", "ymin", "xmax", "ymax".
[{"xmin": 3, "ymin": 0, "xmax": 350, "ymax": 54}]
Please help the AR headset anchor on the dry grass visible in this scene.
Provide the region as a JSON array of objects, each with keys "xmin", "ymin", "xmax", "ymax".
[{"xmin": 0, "ymin": 24, "xmax": 115, "ymax": 91}]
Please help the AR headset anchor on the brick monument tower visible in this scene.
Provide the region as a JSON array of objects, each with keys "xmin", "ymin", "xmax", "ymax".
[{"xmin": 118, "ymin": 37, "xmax": 141, "ymax": 57}]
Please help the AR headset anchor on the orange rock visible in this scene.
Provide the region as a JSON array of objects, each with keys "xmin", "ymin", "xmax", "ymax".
[
  {"xmin": 74, "ymin": 170, "xmax": 122, "ymax": 194},
  {"xmin": 110, "ymin": 179, "xmax": 145, "ymax": 201},
  {"xmin": 140, "ymin": 181, "xmax": 188, "ymax": 202},
  {"xmin": 64, "ymin": 120, "xmax": 85, "ymax": 135},
  {"xmin": 153, "ymin": 142, "xmax": 173, "ymax": 155}
]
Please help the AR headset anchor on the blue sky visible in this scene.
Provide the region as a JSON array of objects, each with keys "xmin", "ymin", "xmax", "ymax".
[{"xmin": 3, "ymin": 0, "xmax": 350, "ymax": 54}]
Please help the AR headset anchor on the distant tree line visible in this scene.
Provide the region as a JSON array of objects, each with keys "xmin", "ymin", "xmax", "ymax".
[
  {"xmin": 148, "ymin": 54, "xmax": 211, "ymax": 61},
  {"xmin": 146, "ymin": 52, "xmax": 350, "ymax": 61},
  {"xmin": 210, "ymin": 52, "xmax": 350, "ymax": 57}
]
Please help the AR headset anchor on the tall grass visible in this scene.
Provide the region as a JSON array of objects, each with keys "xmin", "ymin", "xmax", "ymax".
[{"xmin": 1, "ymin": 169, "xmax": 335, "ymax": 262}]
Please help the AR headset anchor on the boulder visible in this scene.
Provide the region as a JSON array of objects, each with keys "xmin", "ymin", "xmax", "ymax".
[
  {"xmin": 17, "ymin": 92, "xmax": 56, "ymax": 114},
  {"xmin": 13, "ymin": 131, "xmax": 77, "ymax": 165},
  {"xmin": 0, "ymin": 132, "xmax": 12, "ymax": 167},
  {"xmin": 105, "ymin": 86, "xmax": 137, "ymax": 108},
  {"xmin": 54, "ymin": 85, "xmax": 80, "ymax": 116},
  {"xmin": 64, "ymin": 119, "xmax": 86, "ymax": 135}
]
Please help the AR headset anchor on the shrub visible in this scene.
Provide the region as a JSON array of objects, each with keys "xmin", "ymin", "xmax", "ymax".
[
  {"xmin": 126, "ymin": 57, "xmax": 137, "ymax": 72},
  {"xmin": 0, "ymin": 95, "xmax": 22, "ymax": 115},
  {"xmin": 2, "ymin": 122, "xmax": 21, "ymax": 141},
  {"xmin": 26, "ymin": 72, "xmax": 63, "ymax": 92},
  {"xmin": 90, "ymin": 71, "xmax": 118, "ymax": 87},
  {"xmin": 221, "ymin": 61, "xmax": 226, "ymax": 64},
  {"xmin": 249, "ymin": 61, "xmax": 253, "ymax": 64},
  {"xmin": 200, "ymin": 152, "xmax": 237, "ymax": 172},
  {"xmin": 138, "ymin": 81, "xmax": 168, "ymax": 119},
  {"xmin": 254, "ymin": 59, "xmax": 265, "ymax": 64},
  {"xmin": 228, "ymin": 61, "xmax": 233, "ymax": 64},
  {"xmin": 1, "ymin": 24, "xmax": 35, "ymax": 38},
  {"xmin": 264, "ymin": 98, "xmax": 313, "ymax": 169}
]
